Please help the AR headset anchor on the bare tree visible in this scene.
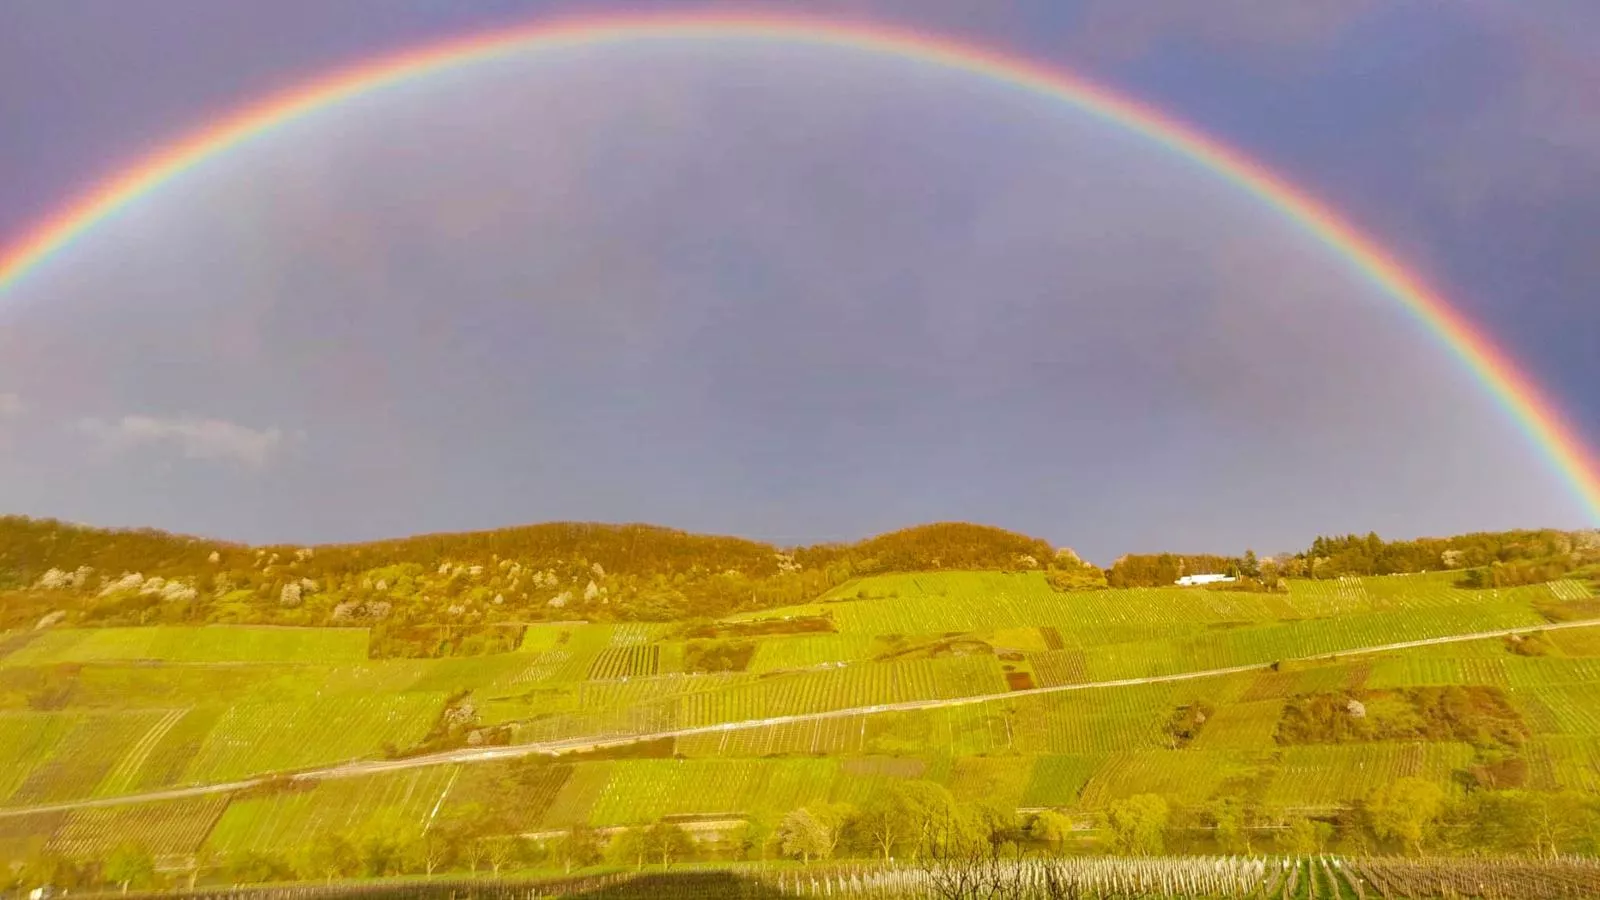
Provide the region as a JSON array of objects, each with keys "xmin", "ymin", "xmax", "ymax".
[{"xmin": 484, "ymin": 835, "xmax": 520, "ymax": 876}]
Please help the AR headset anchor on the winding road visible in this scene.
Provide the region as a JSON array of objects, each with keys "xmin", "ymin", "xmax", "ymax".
[{"xmin": 4, "ymin": 616, "xmax": 1597, "ymax": 819}]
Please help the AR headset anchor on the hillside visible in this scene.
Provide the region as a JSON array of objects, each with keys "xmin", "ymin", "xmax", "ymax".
[
  {"xmin": 0, "ymin": 518, "xmax": 1060, "ymax": 656},
  {"xmin": 4, "ymin": 517, "xmax": 1600, "ymax": 893}
]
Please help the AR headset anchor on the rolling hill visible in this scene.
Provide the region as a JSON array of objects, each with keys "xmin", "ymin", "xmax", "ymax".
[{"xmin": 3, "ymin": 516, "xmax": 1600, "ymax": 896}]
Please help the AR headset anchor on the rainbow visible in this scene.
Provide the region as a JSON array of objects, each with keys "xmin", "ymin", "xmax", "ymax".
[{"xmin": 2, "ymin": 12, "xmax": 1597, "ymax": 521}]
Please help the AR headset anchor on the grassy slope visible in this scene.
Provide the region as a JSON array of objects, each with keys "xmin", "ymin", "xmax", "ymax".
[{"xmin": 0, "ymin": 569, "xmax": 1597, "ymax": 862}]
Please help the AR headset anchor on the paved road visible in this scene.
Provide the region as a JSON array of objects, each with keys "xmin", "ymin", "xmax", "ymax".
[{"xmin": 4, "ymin": 615, "xmax": 1597, "ymax": 818}]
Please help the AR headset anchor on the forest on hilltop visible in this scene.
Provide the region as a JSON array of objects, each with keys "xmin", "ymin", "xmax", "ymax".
[
  {"xmin": 2, "ymin": 515, "xmax": 1595, "ymax": 657},
  {"xmin": 0, "ymin": 518, "xmax": 1058, "ymax": 652}
]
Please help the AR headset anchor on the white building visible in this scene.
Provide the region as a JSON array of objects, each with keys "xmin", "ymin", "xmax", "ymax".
[{"xmin": 1175, "ymin": 573, "xmax": 1236, "ymax": 587}]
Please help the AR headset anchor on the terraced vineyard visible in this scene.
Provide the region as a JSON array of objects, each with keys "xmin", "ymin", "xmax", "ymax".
[
  {"xmin": 206, "ymin": 766, "xmax": 459, "ymax": 855},
  {"xmin": 1263, "ymin": 742, "xmax": 1478, "ymax": 807},
  {"xmin": 186, "ymin": 693, "xmax": 450, "ymax": 782},
  {"xmin": 3, "ymin": 565, "xmax": 1600, "ymax": 885},
  {"xmin": 50, "ymin": 795, "xmax": 230, "ymax": 862},
  {"xmin": 0, "ymin": 625, "xmax": 370, "ymax": 666}
]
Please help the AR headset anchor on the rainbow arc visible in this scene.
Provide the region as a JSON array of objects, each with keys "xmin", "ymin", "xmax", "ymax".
[{"xmin": 1, "ymin": 13, "xmax": 1596, "ymax": 520}]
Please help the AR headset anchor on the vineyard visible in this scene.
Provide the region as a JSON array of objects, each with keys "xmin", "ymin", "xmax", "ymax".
[
  {"xmin": 0, "ymin": 625, "xmax": 370, "ymax": 666},
  {"xmin": 747, "ymin": 634, "xmax": 881, "ymax": 673},
  {"xmin": 184, "ymin": 692, "xmax": 449, "ymax": 783},
  {"xmin": 85, "ymin": 857, "xmax": 1600, "ymax": 899},
  {"xmin": 668, "ymin": 655, "xmax": 1009, "ymax": 730},
  {"xmin": 583, "ymin": 758, "xmax": 838, "ymax": 827},
  {"xmin": 1076, "ymin": 750, "xmax": 1260, "ymax": 807},
  {"xmin": 3, "ymin": 710, "xmax": 169, "ymax": 805},
  {"xmin": 207, "ymin": 766, "xmax": 459, "ymax": 855},
  {"xmin": 1262, "ymin": 742, "xmax": 1477, "ymax": 807},
  {"xmin": 588, "ymin": 645, "xmax": 661, "ymax": 680},
  {"xmin": 49, "ymin": 795, "xmax": 229, "ymax": 862},
  {"xmin": 3, "ymin": 565, "xmax": 1600, "ymax": 882},
  {"xmin": 1020, "ymin": 754, "xmax": 1106, "ymax": 808}
]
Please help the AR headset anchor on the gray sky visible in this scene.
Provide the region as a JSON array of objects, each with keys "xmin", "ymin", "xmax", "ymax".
[{"xmin": 1, "ymin": 2, "xmax": 1597, "ymax": 563}]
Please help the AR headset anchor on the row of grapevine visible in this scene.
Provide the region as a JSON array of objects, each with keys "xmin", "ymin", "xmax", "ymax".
[
  {"xmin": 1081, "ymin": 603, "xmax": 1549, "ymax": 683},
  {"xmin": 1263, "ymin": 742, "xmax": 1476, "ymax": 807},
  {"xmin": 747, "ymin": 634, "xmax": 880, "ymax": 673},
  {"xmin": 1077, "ymin": 750, "xmax": 1258, "ymax": 807},
  {"xmin": 91, "ymin": 857, "xmax": 1600, "ymax": 900},
  {"xmin": 0, "ymin": 626, "xmax": 369, "ymax": 666},
  {"xmin": 50, "ymin": 794, "xmax": 229, "ymax": 861},
  {"xmin": 583, "ymin": 758, "xmax": 837, "ymax": 826},
  {"xmin": 1189, "ymin": 699, "xmax": 1285, "ymax": 750},
  {"xmin": 207, "ymin": 765, "xmax": 459, "ymax": 855},
  {"xmin": 588, "ymin": 645, "xmax": 661, "ymax": 680},
  {"xmin": 5, "ymin": 709, "xmax": 168, "ymax": 805},
  {"xmin": 668, "ymin": 656, "xmax": 1007, "ymax": 730},
  {"xmin": 185, "ymin": 692, "xmax": 448, "ymax": 783}
]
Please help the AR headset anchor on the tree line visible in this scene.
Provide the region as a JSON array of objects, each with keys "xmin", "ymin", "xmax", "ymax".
[
  {"xmin": 5, "ymin": 516, "xmax": 1596, "ymax": 636},
  {"xmin": 0, "ymin": 519, "xmax": 1063, "ymax": 635},
  {"xmin": 13, "ymin": 775, "xmax": 1600, "ymax": 895}
]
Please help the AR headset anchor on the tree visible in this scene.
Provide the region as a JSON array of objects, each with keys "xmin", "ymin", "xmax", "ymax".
[
  {"xmin": 1534, "ymin": 791, "xmax": 1597, "ymax": 858},
  {"xmin": 302, "ymin": 832, "xmax": 359, "ymax": 885},
  {"xmin": 1209, "ymin": 797, "xmax": 1257, "ymax": 854},
  {"xmin": 813, "ymin": 803, "xmax": 855, "ymax": 859},
  {"xmin": 1106, "ymin": 795, "xmax": 1169, "ymax": 857},
  {"xmin": 483, "ymin": 835, "xmax": 522, "ymax": 876},
  {"xmin": 359, "ymin": 833, "xmax": 402, "ymax": 877},
  {"xmin": 734, "ymin": 815, "xmax": 773, "ymax": 862},
  {"xmin": 968, "ymin": 800, "xmax": 1017, "ymax": 855},
  {"xmin": 898, "ymin": 781, "xmax": 964, "ymax": 860},
  {"xmin": 859, "ymin": 787, "xmax": 914, "ymax": 861},
  {"xmin": 104, "ymin": 842, "xmax": 155, "ymax": 894},
  {"xmin": 778, "ymin": 808, "xmax": 832, "ymax": 864},
  {"xmin": 1027, "ymin": 810, "xmax": 1073, "ymax": 854},
  {"xmin": 460, "ymin": 837, "xmax": 489, "ymax": 876},
  {"xmin": 552, "ymin": 825, "xmax": 604, "ymax": 874},
  {"xmin": 607, "ymin": 828, "xmax": 650, "ymax": 870},
  {"xmin": 184, "ymin": 846, "xmax": 218, "ymax": 890},
  {"xmin": 225, "ymin": 850, "xmax": 289, "ymax": 885},
  {"xmin": 644, "ymin": 821, "xmax": 694, "ymax": 868},
  {"xmin": 1366, "ymin": 778, "xmax": 1446, "ymax": 856},
  {"xmin": 1314, "ymin": 821, "xmax": 1337, "ymax": 854},
  {"xmin": 1280, "ymin": 816, "xmax": 1318, "ymax": 855},
  {"xmin": 409, "ymin": 826, "xmax": 458, "ymax": 876},
  {"xmin": 1045, "ymin": 561, "xmax": 1108, "ymax": 592}
]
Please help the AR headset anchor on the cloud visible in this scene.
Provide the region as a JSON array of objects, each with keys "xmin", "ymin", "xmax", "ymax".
[
  {"xmin": 76, "ymin": 414, "xmax": 292, "ymax": 468},
  {"xmin": 0, "ymin": 392, "xmax": 22, "ymax": 418}
]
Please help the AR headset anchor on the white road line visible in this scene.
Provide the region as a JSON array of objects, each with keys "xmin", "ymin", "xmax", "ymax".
[{"xmin": 4, "ymin": 616, "xmax": 1596, "ymax": 818}]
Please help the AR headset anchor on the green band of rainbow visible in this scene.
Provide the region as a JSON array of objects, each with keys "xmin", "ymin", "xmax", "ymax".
[{"xmin": 2, "ymin": 12, "xmax": 1596, "ymax": 522}]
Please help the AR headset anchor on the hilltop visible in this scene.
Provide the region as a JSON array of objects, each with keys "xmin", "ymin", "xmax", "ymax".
[
  {"xmin": 3, "ymin": 515, "xmax": 1593, "ymax": 656},
  {"xmin": 0, "ymin": 517, "xmax": 1064, "ymax": 654}
]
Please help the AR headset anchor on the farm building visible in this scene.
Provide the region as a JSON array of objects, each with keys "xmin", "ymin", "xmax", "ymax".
[{"xmin": 1175, "ymin": 573, "xmax": 1236, "ymax": 586}]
